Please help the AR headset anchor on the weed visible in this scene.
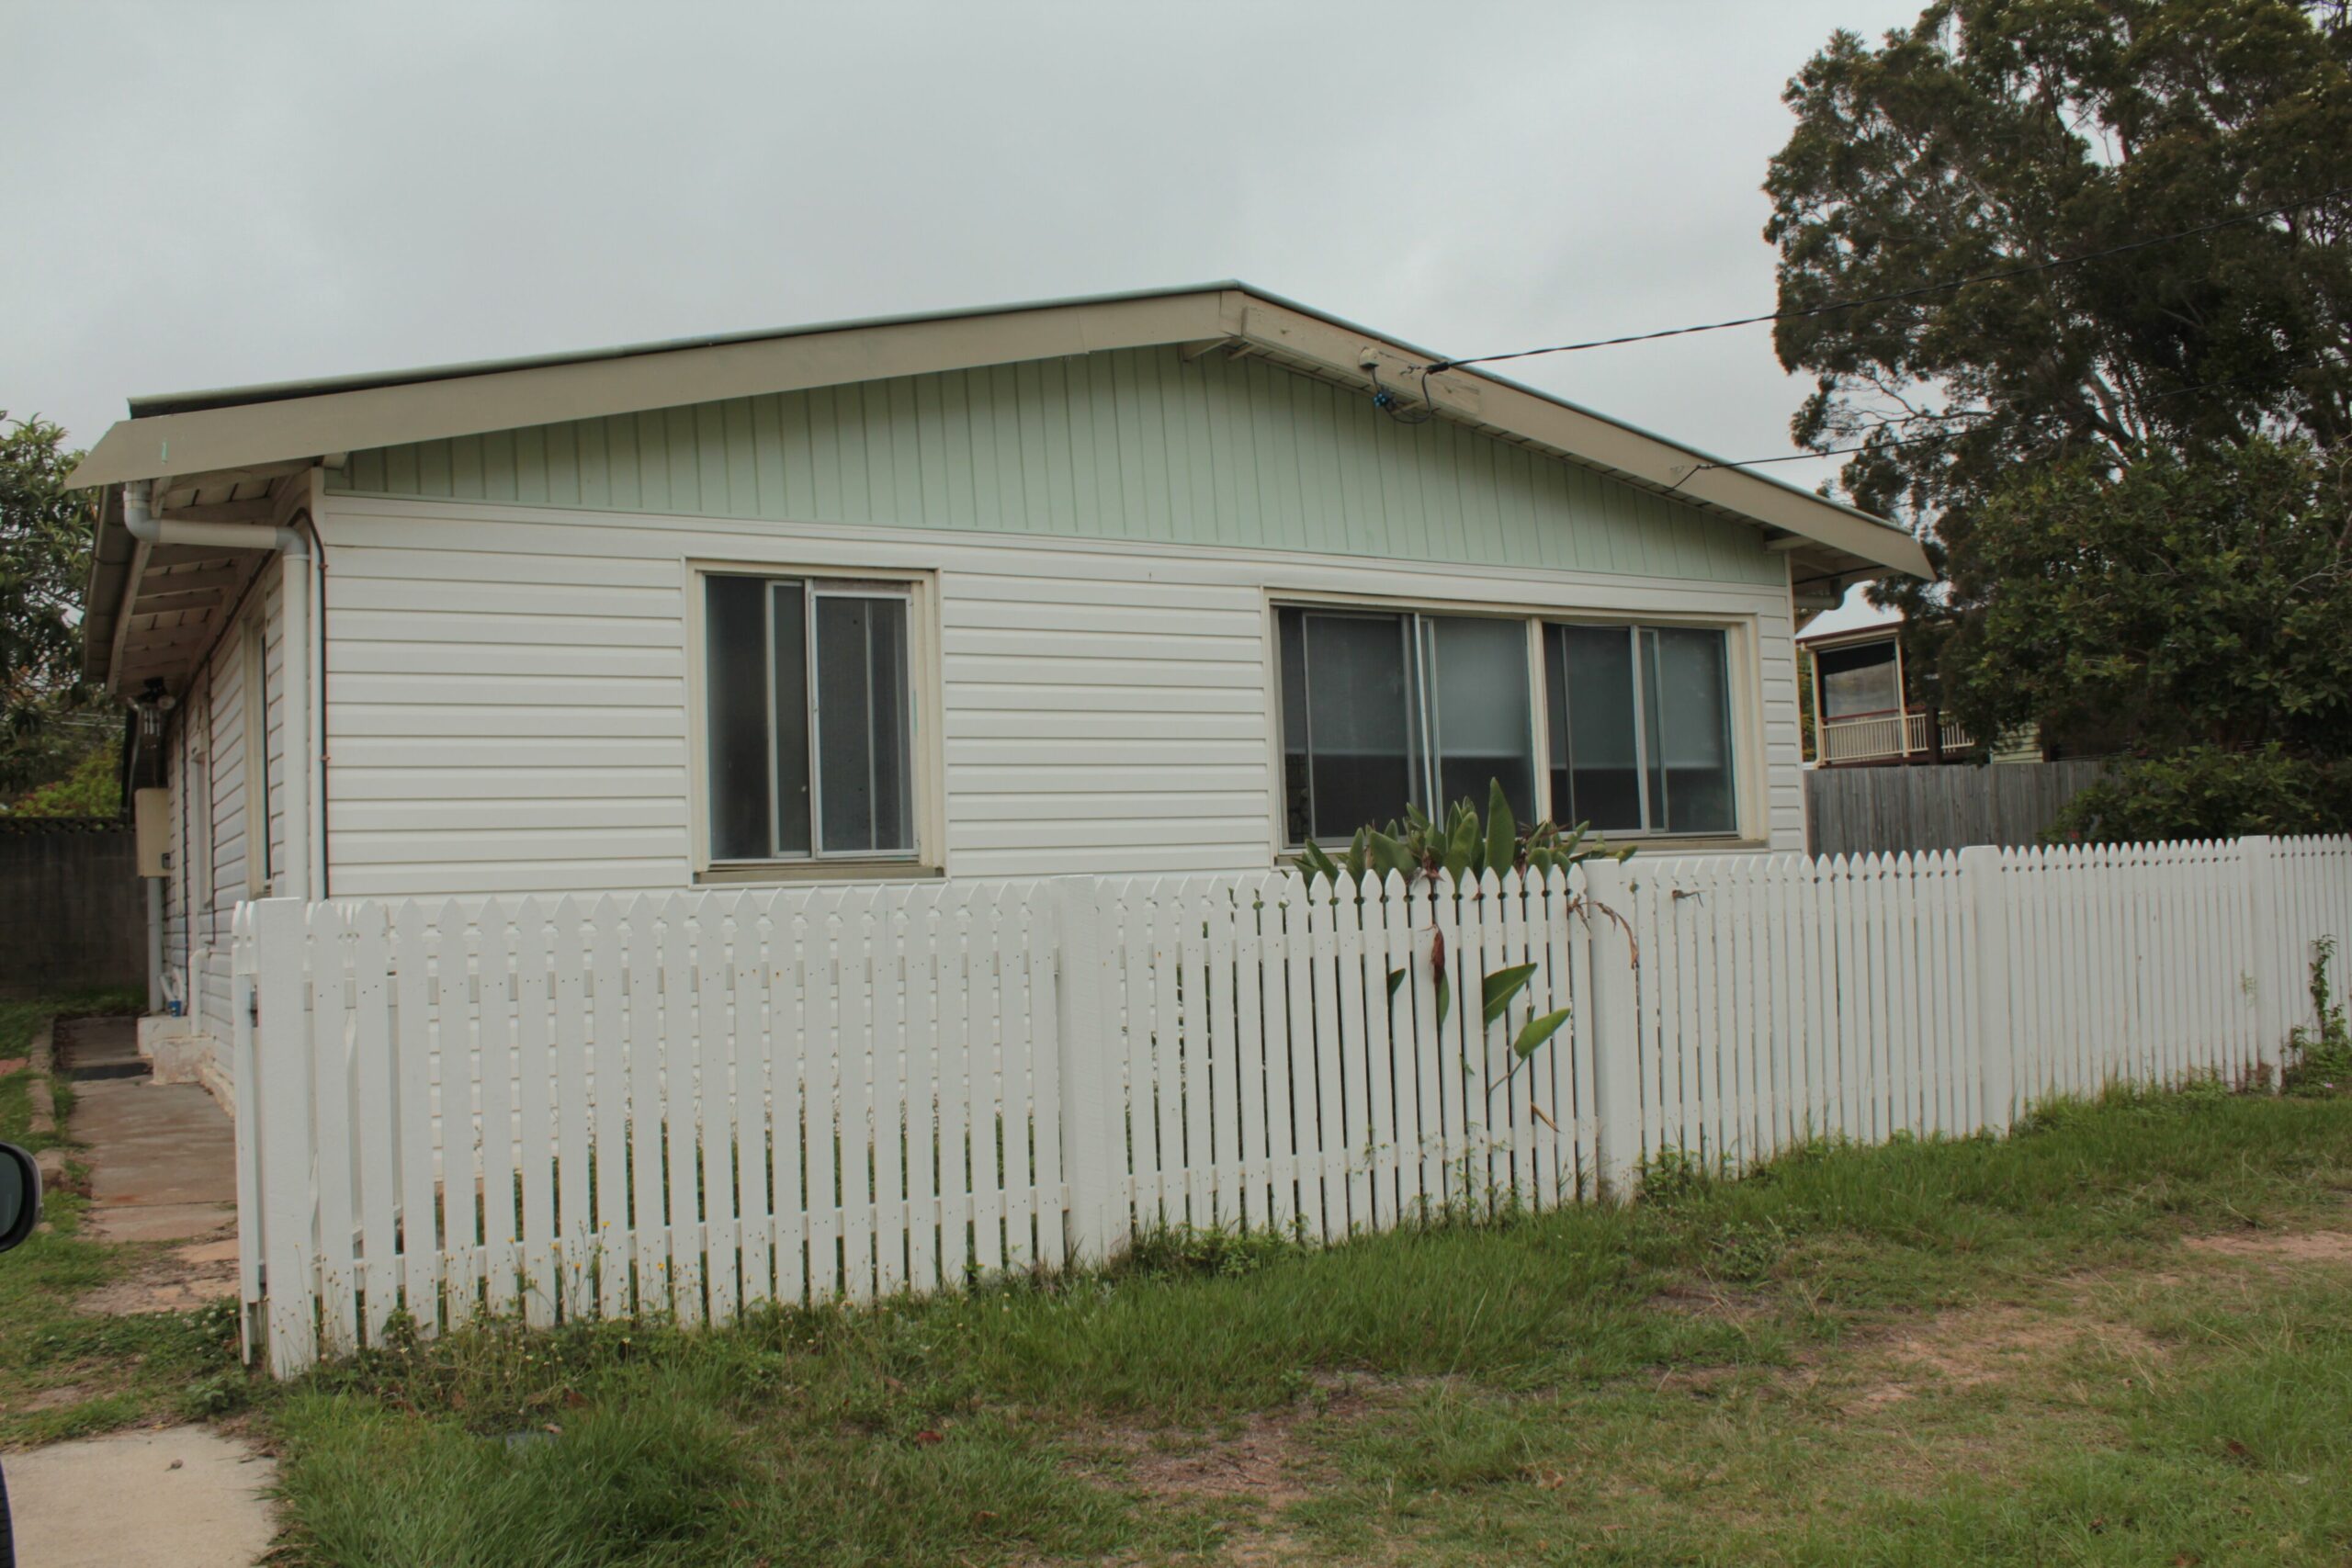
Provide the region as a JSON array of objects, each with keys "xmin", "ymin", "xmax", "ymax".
[
  {"xmin": 2284, "ymin": 935, "xmax": 2352, "ymax": 1096},
  {"xmin": 1118, "ymin": 1221, "xmax": 1306, "ymax": 1280},
  {"xmin": 1635, "ymin": 1146, "xmax": 1719, "ymax": 1208}
]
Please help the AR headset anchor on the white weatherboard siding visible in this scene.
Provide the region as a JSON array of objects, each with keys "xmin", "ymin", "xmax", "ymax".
[
  {"xmin": 155, "ymin": 565, "xmax": 280, "ymax": 1097},
  {"xmin": 319, "ymin": 494, "xmax": 1807, "ymax": 899}
]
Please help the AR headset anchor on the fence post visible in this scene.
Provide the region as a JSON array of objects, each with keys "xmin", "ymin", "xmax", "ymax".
[
  {"xmin": 249, "ymin": 897, "xmax": 320, "ymax": 1376},
  {"xmin": 231, "ymin": 907, "xmax": 262, "ymax": 1366},
  {"xmin": 1579, "ymin": 857, "xmax": 1641, "ymax": 1201},
  {"xmin": 2242, "ymin": 835, "xmax": 2283, "ymax": 1089},
  {"xmin": 1053, "ymin": 876, "xmax": 1125, "ymax": 1265},
  {"xmin": 1960, "ymin": 846, "xmax": 2014, "ymax": 1135}
]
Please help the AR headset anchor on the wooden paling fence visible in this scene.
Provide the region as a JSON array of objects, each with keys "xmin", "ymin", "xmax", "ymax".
[
  {"xmin": 233, "ymin": 835, "xmax": 2352, "ymax": 1373},
  {"xmin": 1804, "ymin": 758, "xmax": 2110, "ymax": 857}
]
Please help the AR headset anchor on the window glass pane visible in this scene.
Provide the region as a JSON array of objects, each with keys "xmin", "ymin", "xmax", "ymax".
[
  {"xmin": 770, "ymin": 583, "xmax": 811, "ymax": 856},
  {"xmin": 1424, "ymin": 615, "xmax": 1535, "ymax": 823},
  {"xmin": 1547, "ymin": 624, "xmax": 1644, "ymax": 832},
  {"xmin": 1647, "ymin": 626, "xmax": 1736, "ymax": 834},
  {"xmin": 1815, "ymin": 641, "xmax": 1899, "ymax": 717},
  {"xmin": 815, "ymin": 594, "xmax": 914, "ymax": 855},
  {"xmin": 706, "ymin": 575, "xmax": 773, "ymax": 861},
  {"xmin": 1300, "ymin": 612, "xmax": 1413, "ymax": 841},
  {"xmin": 1278, "ymin": 609, "xmax": 1311, "ymax": 846}
]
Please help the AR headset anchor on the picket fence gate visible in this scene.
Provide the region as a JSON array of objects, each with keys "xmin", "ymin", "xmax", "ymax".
[{"xmin": 232, "ymin": 834, "xmax": 2352, "ymax": 1373}]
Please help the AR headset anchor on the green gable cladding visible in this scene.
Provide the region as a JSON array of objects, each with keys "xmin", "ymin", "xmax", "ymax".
[{"xmin": 328, "ymin": 344, "xmax": 1782, "ymax": 587}]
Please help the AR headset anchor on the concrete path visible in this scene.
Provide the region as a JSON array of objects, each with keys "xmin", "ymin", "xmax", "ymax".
[
  {"xmin": 4, "ymin": 1426, "xmax": 277, "ymax": 1568},
  {"xmin": 58, "ymin": 1024, "xmax": 240, "ymax": 1306},
  {"xmin": 74, "ymin": 1072, "xmax": 239, "ymax": 1247}
]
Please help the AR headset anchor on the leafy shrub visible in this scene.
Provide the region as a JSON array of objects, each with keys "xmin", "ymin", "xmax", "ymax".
[
  {"xmin": 1292, "ymin": 778, "xmax": 1629, "ymax": 886},
  {"xmin": 6, "ymin": 745, "xmax": 120, "ymax": 818},
  {"xmin": 2049, "ymin": 744, "xmax": 2352, "ymax": 843}
]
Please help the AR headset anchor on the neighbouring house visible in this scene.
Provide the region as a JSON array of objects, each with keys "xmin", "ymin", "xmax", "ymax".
[
  {"xmin": 72, "ymin": 283, "xmax": 1928, "ymax": 1103},
  {"xmin": 1795, "ymin": 596, "xmax": 2013, "ymax": 767}
]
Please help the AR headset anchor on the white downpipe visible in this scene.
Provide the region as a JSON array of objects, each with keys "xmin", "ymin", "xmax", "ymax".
[
  {"xmin": 124, "ymin": 479, "xmax": 313, "ymax": 905},
  {"xmin": 122, "ymin": 480, "xmax": 306, "ymax": 556},
  {"xmin": 145, "ymin": 876, "xmax": 164, "ymax": 1013}
]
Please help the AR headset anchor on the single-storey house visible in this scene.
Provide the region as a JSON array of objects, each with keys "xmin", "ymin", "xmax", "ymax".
[{"xmin": 72, "ymin": 283, "xmax": 1928, "ymax": 1100}]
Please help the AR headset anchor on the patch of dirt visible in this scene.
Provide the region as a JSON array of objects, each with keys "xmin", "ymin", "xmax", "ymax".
[
  {"xmin": 14, "ymin": 1382, "xmax": 104, "ymax": 1413},
  {"xmin": 1830, "ymin": 1292, "xmax": 2167, "ymax": 1419},
  {"xmin": 1653, "ymin": 1361, "xmax": 1762, "ymax": 1398},
  {"xmin": 76, "ymin": 1222, "xmax": 240, "ymax": 1317},
  {"xmin": 1077, "ymin": 1401, "xmax": 1345, "ymax": 1514},
  {"xmin": 1078, "ymin": 1387, "xmax": 1367, "ymax": 1509},
  {"xmin": 2183, "ymin": 1228, "xmax": 2352, "ymax": 1264},
  {"xmin": 1646, "ymin": 1281, "xmax": 1770, "ymax": 1322}
]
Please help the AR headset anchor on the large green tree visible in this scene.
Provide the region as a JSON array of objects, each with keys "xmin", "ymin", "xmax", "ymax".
[
  {"xmin": 0, "ymin": 412, "xmax": 104, "ymax": 799},
  {"xmin": 1964, "ymin": 438, "xmax": 2352, "ymax": 832},
  {"xmin": 1766, "ymin": 0, "xmax": 2352, "ymax": 832}
]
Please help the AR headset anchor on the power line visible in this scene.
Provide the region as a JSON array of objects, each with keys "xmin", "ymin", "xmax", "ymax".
[
  {"xmin": 1679, "ymin": 357, "xmax": 2344, "ymax": 484},
  {"xmin": 1417, "ymin": 186, "xmax": 2352, "ymax": 375}
]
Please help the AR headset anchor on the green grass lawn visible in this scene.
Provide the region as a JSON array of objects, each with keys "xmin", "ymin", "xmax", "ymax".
[
  {"xmin": 6, "ymin": 997, "xmax": 2350, "ymax": 1565},
  {"xmin": 256, "ymin": 1085, "xmax": 2352, "ymax": 1567}
]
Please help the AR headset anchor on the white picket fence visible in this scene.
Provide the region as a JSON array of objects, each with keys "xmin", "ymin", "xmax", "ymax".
[{"xmin": 232, "ymin": 834, "xmax": 2352, "ymax": 1373}]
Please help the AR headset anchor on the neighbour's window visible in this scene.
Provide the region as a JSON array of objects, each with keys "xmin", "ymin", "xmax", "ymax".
[
  {"xmin": 705, "ymin": 574, "xmax": 916, "ymax": 863},
  {"xmin": 1277, "ymin": 606, "xmax": 1536, "ymax": 845},
  {"xmin": 1815, "ymin": 640, "xmax": 1900, "ymax": 718},
  {"xmin": 1545, "ymin": 623, "xmax": 1736, "ymax": 836}
]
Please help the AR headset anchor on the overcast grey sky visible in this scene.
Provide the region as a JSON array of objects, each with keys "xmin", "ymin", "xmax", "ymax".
[{"xmin": 3, "ymin": 0, "xmax": 1921, "ymax": 499}]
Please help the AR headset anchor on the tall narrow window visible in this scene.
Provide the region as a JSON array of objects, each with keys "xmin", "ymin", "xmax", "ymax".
[
  {"xmin": 1645, "ymin": 626, "xmax": 1735, "ymax": 834},
  {"xmin": 1421, "ymin": 615, "xmax": 1534, "ymax": 820},
  {"xmin": 1547, "ymin": 623, "xmax": 1642, "ymax": 832},
  {"xmin": 1276, "ymin": 606, "xmax": 1535, "ymax": 845},
  {"xmin": 1282, "ymin": 609, "xmax": 1415, "ymax": 845},
  {"xmin": 706, "ymin": 574, "xmax": 917, "ymax": 863},
  {"xmin": 243, "ymin": 621, "xmax": 273, "ymax": 893},
  {"xmin": 814, "ymin": 592, "xmax": 913, "ymax": 855},
  {"xmin": 1545, "ymin": 622, "xmax": 1736, "ymax": 836}
]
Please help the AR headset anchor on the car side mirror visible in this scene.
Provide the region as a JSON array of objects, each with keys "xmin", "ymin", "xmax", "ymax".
[{"xmin": 0, "ymin": 1142, "xmax": 40, "ymax": 1254}]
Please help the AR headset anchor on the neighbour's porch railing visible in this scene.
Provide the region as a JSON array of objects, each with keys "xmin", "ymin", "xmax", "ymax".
[{"xmin": 1818, "ymin": 708, "xmax": 1977, "ymax": 764}]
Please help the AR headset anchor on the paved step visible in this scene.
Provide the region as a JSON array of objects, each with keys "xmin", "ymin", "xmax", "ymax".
[{"xmin": 52, "ymin": 1015, "xmax": 146, "ymax": 1082}]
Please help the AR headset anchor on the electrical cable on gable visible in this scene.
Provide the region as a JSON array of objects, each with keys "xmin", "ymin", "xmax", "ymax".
[
  {"xmin": 1667, "ymin": 356, "xmax": 2345, "ymax": 489},
  {"xmin": 1366, "ymin": 362, "xmax": 1443, "ymax": 426},
  {"xmin": 1407, "ymin": 185, "xmax": 2352, "ymax": 377}
]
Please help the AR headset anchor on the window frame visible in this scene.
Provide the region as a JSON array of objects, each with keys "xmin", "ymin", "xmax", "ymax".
[
  {"xmin": 687, "ymin": 561, "xmax": 942, "ymax": 883},
  {"xmin": 1267, "ymin": 591, "xmax": 1762, "ymax": 854}
]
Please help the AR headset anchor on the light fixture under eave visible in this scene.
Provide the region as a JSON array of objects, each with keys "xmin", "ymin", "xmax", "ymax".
[{"xmin": 135, "ymin": 677, "xmax": 176, "ymax": 743}]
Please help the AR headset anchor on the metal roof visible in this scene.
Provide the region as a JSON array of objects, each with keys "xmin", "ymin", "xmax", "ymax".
[
  {"xmin": 93, "ymin": 281, "xmax": 1922, "ymax": 570},
  {"xmin": 76, "ymin": 283, "xmax": 1932, "ymax": 689}
]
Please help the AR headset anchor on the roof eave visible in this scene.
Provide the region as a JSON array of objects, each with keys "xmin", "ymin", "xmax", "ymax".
[
  {"xmin": 69, "ymin": 282, "xmax": 1931, "ymax": 580},
  {"xmin": 82, "ymin": 487, "xmax": 133, "ymax": 686}
]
